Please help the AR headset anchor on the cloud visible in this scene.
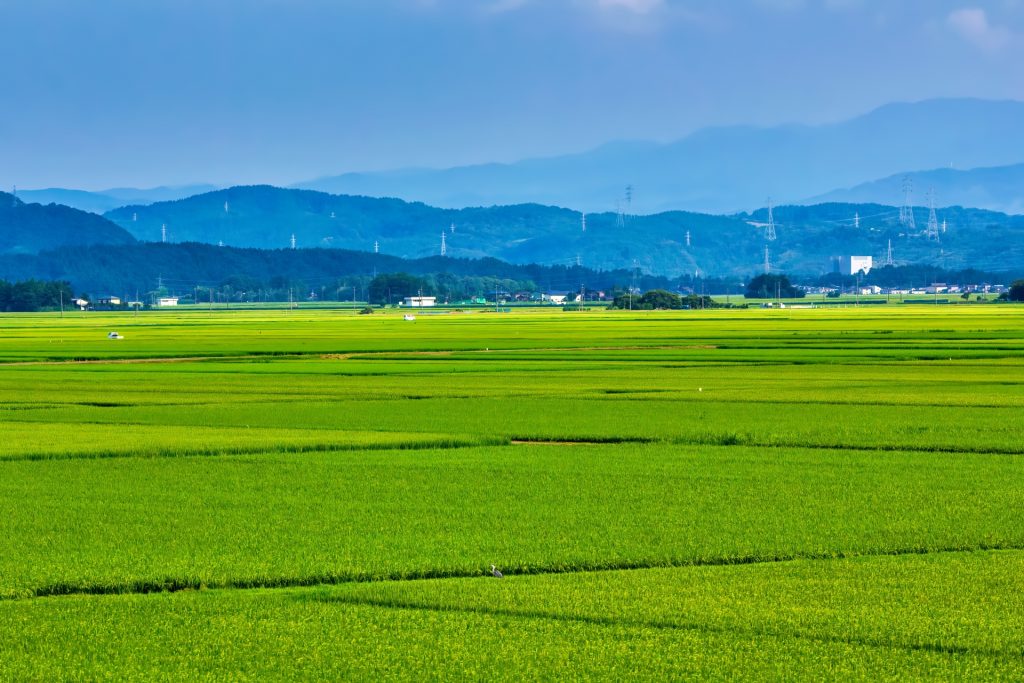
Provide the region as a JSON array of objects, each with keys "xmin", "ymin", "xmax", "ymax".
[
  {"xmin": 947, "ymin": 7, "xmax": 1013, "ymax": 52},
  {"xmin": 592, "ymin": 0, "xmax": 665, "ymax": 13},
  {"xmin": 485, "ymin": 0, "xmax": 531, "ymax": 13}
]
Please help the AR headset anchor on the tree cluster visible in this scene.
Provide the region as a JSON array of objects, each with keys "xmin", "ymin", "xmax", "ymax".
[
  {"xmin": 0, "ymin": 279, "xmax": 75, "ymax": 312},
  {"xmin": 744, "ymin": 274, "xmax": 804, "ymax": 299},
  {"xmin": 610, "ymin": 289, "xmax": 719, "ymax": 310}
]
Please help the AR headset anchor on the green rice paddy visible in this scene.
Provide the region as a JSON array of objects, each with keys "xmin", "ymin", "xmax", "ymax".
[{"xmin": 1, "ymin": 306, "xmax": 1022, "ymax": 679}]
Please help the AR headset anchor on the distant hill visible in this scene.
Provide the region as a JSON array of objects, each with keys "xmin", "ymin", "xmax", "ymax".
[
  {"xmin": 740, "ymin": 203, "xmax": 1024, "ymax": 274},
  {"xmin": 0, "ymin": 192, "xmax": 137, "ymax": 255},
  {"xmin": 16, "ymin": 185, "xmax": 219, "ymax": 214},
  {"xmin": 806, "ymin": 163, "xmax": 1024, "ymax": 215},
  {"xmin": 295, "ymin": 98, "xmax": 1024, "ymax": 214},
  {"xmin": 104, "ymin": 185, "xmax": 763, "ymax": 277},
  {"xmin": 104, "ymin": 185, "xmax": 1024, "ymax": 277}
]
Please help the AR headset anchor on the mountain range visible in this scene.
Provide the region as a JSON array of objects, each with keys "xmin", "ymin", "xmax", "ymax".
[
  {"xmin": 101, "ymin": 186, "xmax": 1024, "ymax": 277},
  {"xmin": 295, "ymin": 98, "xmax": 1024, "ymax": 214}
]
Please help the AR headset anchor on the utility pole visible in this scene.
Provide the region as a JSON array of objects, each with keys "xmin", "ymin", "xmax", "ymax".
[{"xmin": 629, "ymin": 259, "xmax": 638, "ymax": 310}]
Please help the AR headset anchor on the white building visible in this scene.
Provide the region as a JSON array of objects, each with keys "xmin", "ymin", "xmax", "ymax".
[
  {"xmin": 157, "ymin": 297, "xmax": 179, "ymax": 307},
  {"xmin": 839, "ymin": 255, "xmax": 873, "ymax": 275},
  {"xmin": 402, "ymin": 296, "xmax": 436, "ymax": 307}
]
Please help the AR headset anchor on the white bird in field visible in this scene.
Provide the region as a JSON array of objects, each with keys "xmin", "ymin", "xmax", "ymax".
[{"xmin": 490, "ymin": 564, "xmax": 503, "ymax": 578}]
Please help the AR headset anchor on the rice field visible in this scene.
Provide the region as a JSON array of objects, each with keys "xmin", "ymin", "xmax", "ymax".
[{"xmin": 1, "ymin": 306, "xmax": 1023, "ymax": 679}]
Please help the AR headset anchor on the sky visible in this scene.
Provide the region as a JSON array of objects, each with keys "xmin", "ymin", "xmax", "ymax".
[{"xmin": 1, "ymin": 0, "xmax": 1022, "ymax": 190}]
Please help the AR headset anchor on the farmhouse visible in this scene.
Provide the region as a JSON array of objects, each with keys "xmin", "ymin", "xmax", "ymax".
[
  {"xmin": 97, "ymin": 296, "xmax": 121, "ymax": 306},
  {"xmin": 157, "ymin": 297, "xmax": 179, "ymax": 307},
  {"xmin": 402, "ymin": 296, "xmax": 436, "ymax": 307},
  {"xmin": 542, "ymin": 291, "xmax": 570, "ymax": 304}
]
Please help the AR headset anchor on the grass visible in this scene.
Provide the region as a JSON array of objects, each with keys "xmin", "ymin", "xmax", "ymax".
[
  {"xmin": 2, "ymin": 553, "xmax": 1020, "ymax": 680},
  {"xmin": 1, "ymin": 305, "xmax": 1023, "ymax": 678}
]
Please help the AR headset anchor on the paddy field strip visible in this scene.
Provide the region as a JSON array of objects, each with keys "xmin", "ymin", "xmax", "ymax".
[{"xmin": 1, "ymin": 306, "xmax": 1022, "ymax": 679}]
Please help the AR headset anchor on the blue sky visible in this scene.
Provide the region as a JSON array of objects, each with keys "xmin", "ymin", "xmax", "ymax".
[{"xmin": 2, "ymin": 0, "xmax": 1021, "ymax": 189}]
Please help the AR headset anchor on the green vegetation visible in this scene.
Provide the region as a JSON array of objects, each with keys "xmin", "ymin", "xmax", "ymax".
[{"xmin": 1, "ymin": 306, "xmax": 1023, "ymax": 678}]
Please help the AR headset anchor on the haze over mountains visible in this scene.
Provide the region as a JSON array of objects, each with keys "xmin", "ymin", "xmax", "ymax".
[
  {"xmin": 295, "ymin": 99, "xmax": 1024, "ymax": 214},
  {"xmin": 808, "ymin": 163, "xmax": 1024, "ymax": 216},
  {"xmin": 16, "ymin": 185, "xmax": 219, "ymax": 215}
]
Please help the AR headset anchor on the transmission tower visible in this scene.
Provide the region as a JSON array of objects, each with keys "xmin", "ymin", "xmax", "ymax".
[
  {"xmin": 763, "ymin": 245, "xmax": 771, "ymax": 274},
  {"xmin": 624, "ymin": 185, "xmax": 633, "ymax": 216},
  {"xmin": 581, "ymin": 213, "xmax": 586, "ymax": 233},
  {"xmin": 440, "ymin": 231, "xmax": 447, "ymax": 256},
  {"xmin": 899, "ymin": 176, "xmax": 916, "ymax": 230},
  {"xmin": 764, "ymin": 198, "xmax": 777, "ymax": 241},
  {"xmin": 11, "ymin": 185, "xmax": 17, "ymax": 207},
  {"xmin": 161, "ymin": 224, "xmax": 167, "ymax": 243},
  {"xmin": 224, "ymin": 201, "xmax": 229, "ymax": 213},
  {"xmin": 924, "ymin": 188, "xmax": 940, "ymax": 242},
  {"xmin": 450, "ymin": 222, "xmax": 455, "ymax": 234},
  {"xmin": 615, "ymin": 201, "xmax": 626, "ymax": 230},
  {"xmin": 941, "ymin": 219, "xmax": 947, "ymax": 234},
  {"xmin": 685, "ymin": 230, "xmax": 691, "ymax": 247},
  {"xmin": 885, "ymin": 239, "xmax": 894, "ymax": 266},
  {"xmin": 291, "ymin": 233, "xmax": 297, "ymax": 250},
  {"xmin": 374, "ymin": 241, "xmax": 379, "ymax": 254},
  {"xmin": 854, "ymin": 212, "xmax": 860, "ymax": 229}
]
